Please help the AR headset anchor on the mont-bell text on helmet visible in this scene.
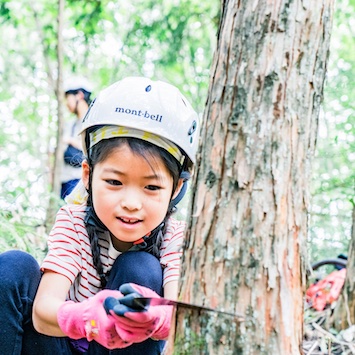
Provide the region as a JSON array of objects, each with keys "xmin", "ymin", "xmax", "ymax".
[{"xmin": 115, "ymin": 107, "xmax": 162, "ymax": 122}]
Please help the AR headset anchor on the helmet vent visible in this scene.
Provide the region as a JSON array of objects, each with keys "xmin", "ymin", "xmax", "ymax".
[
  {"xmin": 188, "ymin": 120, "xmax": 197, "ymax": 135},
  {"xmin": 188, "ymin": 120, "xmax": 197, "ymax": 144},
  {"xmin": 145, "ymin": 85, "xmax": 152, "ymax": 92},
  {"xmin": 181, "ymin": 98, "xmax": 187, "ymax": 106}
]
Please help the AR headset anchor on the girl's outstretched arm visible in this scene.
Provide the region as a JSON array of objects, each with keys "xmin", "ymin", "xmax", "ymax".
[{"xmin": 33, "ymin": 271, "xmax": 71, "ymax": 336}]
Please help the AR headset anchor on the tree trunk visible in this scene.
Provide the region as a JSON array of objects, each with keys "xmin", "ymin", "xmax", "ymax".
[
  {"xmin": 170, "ymin": 0, "xmax": 334, "ymax": 354},
  {"xmin": 53, "ymin": 0, "xmax": 65, "ymax": 197},
  {"xmin": 333, "ymin": 204, "xmax": 355, "ymax": 329},
  {"xmin": 45, "ymin": 0, "xmax": 65, "ymax": 230}
]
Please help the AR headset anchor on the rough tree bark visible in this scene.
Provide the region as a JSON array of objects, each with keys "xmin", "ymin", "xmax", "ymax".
[
  {"xmin": 170, "ymin": 0, "xmax": 334, "ymax": 354},
  {"xmin": 333, "ymin": 204, "xmax": 355, "ymax": 329},
  {"xmin": 45, "ymin": 0, "xmax": 65, "ymax": 230}
]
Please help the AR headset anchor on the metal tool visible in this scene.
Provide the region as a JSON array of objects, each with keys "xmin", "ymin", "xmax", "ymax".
[{"xmin": 104, "ymin": 294, "xmax": 244, "ymax": 321}]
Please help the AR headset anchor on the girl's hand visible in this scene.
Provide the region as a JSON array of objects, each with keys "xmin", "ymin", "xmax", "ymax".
[
  {"xmin": 57, "ymin": 289, "xmax": 132, "ymax": 349},
  {"xmin": 108, "ymin": 283, "xmax": 173, "ymax": 342}
]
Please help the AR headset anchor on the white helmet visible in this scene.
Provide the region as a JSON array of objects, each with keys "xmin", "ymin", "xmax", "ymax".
[
  {"xmin": 63, "ymin": 76, "xmax": 93, "ymax": 94},
  {"xmin": 80, "ymin": 76, "xmax": 200, "ymax": 169}
]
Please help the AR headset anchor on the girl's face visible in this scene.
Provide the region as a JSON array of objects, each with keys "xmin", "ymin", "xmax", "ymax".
[{"xmin": 82, "ymin": 142, "xmax": 182, "ymax": 247}]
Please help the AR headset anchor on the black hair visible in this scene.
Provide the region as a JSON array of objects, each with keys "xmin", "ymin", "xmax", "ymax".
[
  {"xmin": 85, "ymin": 136, "xmax": 182, "ymax": 287},
  {"xmin": 65, "ymin": 89, "xmax": 92, "ymax": 105}
]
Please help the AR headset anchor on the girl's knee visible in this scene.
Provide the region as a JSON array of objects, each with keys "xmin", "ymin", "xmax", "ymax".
[
  {"xmin": 0, "ymin": 250, "xmax": 40, "ymax": 288},
  {"xmin": 0, "ymin": 250, "xmax": 39, "ymax": 269},
  {"xmin": 108, "ymin": 251, "xmax": 163, "ymax": 294}
]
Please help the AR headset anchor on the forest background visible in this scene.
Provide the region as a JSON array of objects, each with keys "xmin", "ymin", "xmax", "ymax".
[{"xmin": 0, "ymin": 0, "xmax": 354, "ymax": 285}]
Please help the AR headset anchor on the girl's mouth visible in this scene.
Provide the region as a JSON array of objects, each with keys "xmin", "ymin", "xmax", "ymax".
[{"xmin": 118, "ymin": 217, "xmax": 141, "ymax": 224}]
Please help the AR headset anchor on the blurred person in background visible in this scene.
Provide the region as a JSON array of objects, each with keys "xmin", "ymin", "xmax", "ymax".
[{"xmin": 61, "ymin": 76, "xmax": 93, "ymax": 199}]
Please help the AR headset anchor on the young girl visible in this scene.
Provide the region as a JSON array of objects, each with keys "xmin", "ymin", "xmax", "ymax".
[{"xmin": 0, "ymin": 76, "xmax": 199, "ymax": 354}]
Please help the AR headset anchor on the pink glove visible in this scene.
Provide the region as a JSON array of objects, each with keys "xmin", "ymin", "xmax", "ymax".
[
  {"xmin": 108, "ymin": 283, "xmax": 173, "ymax": 343},
  {"xmin": 57, "ymin": 290, "xmax": 132, "ymax": 349}
]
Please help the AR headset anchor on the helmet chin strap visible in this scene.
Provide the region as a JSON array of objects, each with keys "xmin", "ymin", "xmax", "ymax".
[{"xmin": 169, "ymin": 171, "xmax": 190, "ymax": 210}]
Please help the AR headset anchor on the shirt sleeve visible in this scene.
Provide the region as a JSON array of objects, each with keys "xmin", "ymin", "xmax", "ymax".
[
  {"xmin": 41, "ymin": 206, "xmax": 85, "ymax": 283},
  {"xmin": 160, "ymin": 218, "xmax": 186, "ymax": 287}
]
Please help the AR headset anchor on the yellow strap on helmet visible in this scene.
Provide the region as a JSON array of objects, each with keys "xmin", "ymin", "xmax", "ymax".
[{"xmin": 89, "ymin": 125, "xmax": 185, "ymax": 165}]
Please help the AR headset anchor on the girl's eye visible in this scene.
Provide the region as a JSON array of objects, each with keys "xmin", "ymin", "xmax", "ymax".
[
  {"xmin": 106, "ymin": 179, "xmax": 122, "ymax": 186},
  {"xmin": 146, "ymin": 185, "xmax": 161, "ymax": 191}
]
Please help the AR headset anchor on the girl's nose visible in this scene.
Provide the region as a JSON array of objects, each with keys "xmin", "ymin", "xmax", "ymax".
[{"xmin": 120, "ymin": 190, "xmax": 142, "ymax": 211}]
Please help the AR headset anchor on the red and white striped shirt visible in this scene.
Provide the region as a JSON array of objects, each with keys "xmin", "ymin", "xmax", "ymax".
[{"xmin": 41, "ymin": 204, "xmax": 186, "ymax": 302}]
